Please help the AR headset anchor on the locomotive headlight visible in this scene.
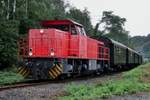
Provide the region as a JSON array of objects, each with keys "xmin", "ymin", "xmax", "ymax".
[
  {"xmin": 50, "ymin": 48, "xmax": 55, "ymax": 56},
  {"xmin": 50, "ymin": 52, "xmax": 55, "ymax": 56},
  {"xmin": 29, "ymin": 48, "xmax": 33, "ymax": 56},
  {"xmin": 40, "ymin": 29, "xmax": 44, "ymax": 33},
  {"xmin": 29, "ymin": 52, "xmax": 33, "ymax": 56}
]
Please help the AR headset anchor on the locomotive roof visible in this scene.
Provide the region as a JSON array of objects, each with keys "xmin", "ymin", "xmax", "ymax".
[{"xmin": 41, "ymin": 19, "xmax": 83, "ymax": 27}]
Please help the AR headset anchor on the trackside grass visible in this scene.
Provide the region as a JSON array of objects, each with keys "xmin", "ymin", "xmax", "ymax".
[
  {"xmin": 60, "ymin": 62, "xmax": 150, "ymax": 100},
  {"xmin": 0, "ymin": 67, "xmax": 24, "ymax": 85}
]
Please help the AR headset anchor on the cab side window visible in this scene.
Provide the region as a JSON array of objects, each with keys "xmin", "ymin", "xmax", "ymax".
[
  {"xmin": 81, "ymin": 28, "xmax": 86, "ymax": 36},
  {"xmin": 77, "ymin": 26, "xmax": 86, "ymax": 36},
  {"xmin": 71, "ymin": 25, "xmax": 77, "ymax": 35}
]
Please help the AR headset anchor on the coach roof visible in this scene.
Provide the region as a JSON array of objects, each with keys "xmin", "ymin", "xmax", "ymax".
[{"xmin": 110, "ymin": 39, "xmax": 140, "ymax": 55}]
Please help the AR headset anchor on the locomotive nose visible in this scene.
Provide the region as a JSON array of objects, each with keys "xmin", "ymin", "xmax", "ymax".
[
  {"xmin": 23, "ymin": 59, "xmax": 63, "ymax": 80},
  {"xmin": 31, "ymin": 61, "xmax": 50, "ymax": 80},
  {"xmin": 32, "ymin": 66, "xmax": 48, "ymax": 80},
  {"xmin": 31, "ymin": 63, "xmax": 63, "ymax": 80}
]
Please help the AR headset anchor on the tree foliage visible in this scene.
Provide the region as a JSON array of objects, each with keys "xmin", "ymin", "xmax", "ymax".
[
  {"xmin": 0, "ymin": 0, "xmax": 67, "ymax": 20},
  {"xmin": 131, "ymin": 34, "xmax": 150, "ymax": 58},
  {"xmin": 26, "ymin": 0, "xmax": 66, "ymax": 20},
  {"xmin": 101, "ymin": 11, "xmax": 126, "ymax": 34},
  {"xmin": 0, "ymin": 20, "xmax": 19, "ymax": 68},
  {"xmin": 98, "ymin": 11, "xmax": 129, "ymax": 45}
]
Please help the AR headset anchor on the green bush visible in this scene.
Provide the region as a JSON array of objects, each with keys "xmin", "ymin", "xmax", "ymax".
[
  {"xmin": 0, "ymin": 20, "xmax": 19, "ymax": 69},
  {"xmin": 0, "ymin": 70, "xmax": 24, "ymax": 85},
  {"xmin": 123, "ymin": 63, "xmax": 150, "ymax": 81},
  {"xmin": 60, "ymin": 63, "xmax": 150, "ymax": 100}
]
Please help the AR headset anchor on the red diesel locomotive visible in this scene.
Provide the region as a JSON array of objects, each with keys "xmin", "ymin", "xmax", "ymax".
[{"xmin": 17, "ymin": 19, "xmax": 142, "ymax": 79}]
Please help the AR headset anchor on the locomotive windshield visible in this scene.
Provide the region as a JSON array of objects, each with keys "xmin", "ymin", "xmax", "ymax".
[{"xmin": 45, "ymin": 25, "xmax": 69, "ymax": 32}]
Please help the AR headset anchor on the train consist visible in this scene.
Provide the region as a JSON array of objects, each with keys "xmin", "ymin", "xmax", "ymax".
[{"xmin": 17, "ymin": 19, "xmax": 143, "ymax": 79}]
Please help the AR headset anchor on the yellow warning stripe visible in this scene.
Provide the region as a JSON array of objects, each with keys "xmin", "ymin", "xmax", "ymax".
[
  {"xmin": 55, "ymin": 66, "xmax": 61, "ymax": 73},
  {"xmin": 24, "ymin": 70, "xmax": 30, "ymax": 78},
  {"xmin": 18, "ymin": 67, "xmax": 23, "ymax": 74},
  {"xmin": 26, "ymin": 70, "xmax": 30, "ymax": 77},
  {"xmin": 59, "ymin": 64, "xmax": 63, "ymax": 71},
  {"xmin": 49, "ymin": 71, "xmax": 55, "ymax": 79},
  {"xmin": 17, "ymin": 67, "xmax": 30, "ymax": 78},
  {"xmin": 48, "ymin": 71, "xmax": 52, "ymax": 78},
  {"xmin": 48, "ymin": 71, "xmax": 53, "ymax": 78},
  {"xmin": 55, "ymin": 64, "xmax": 62, "ymax": 72},
  {"xmin": 53, "ymin": 67, "xmax": 60, "ymax": 75},
  {"xmin": 48, "ymin": 64, "xmax": 63, "ymax": 79},
  {"xmin": 18, "ymin": 67, "xmax": 26, "ymax": 74},
  {"xmin": 58, "ymin": 64, "xmax": 63, "ymax": 69},
  {"xmin": 20, "ymin": 67, "xmax": 25, "ymax": 74},
  {"xmin": 17, "ymin": 67, "xmax": 22, "ymax": 72},
  {"xmin": 51, "ymin": 64, "xmax": 56, "ymax": 68},
  {"xmin": 51, "ymin": 69, "xmax": 58, "ymax": 77},
  {"xmin": 22, "ymin": 69, "xmax": 27, "ymax": 76}
]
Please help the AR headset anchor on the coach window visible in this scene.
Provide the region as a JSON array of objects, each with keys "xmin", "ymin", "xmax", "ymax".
[{"xmin": 71, "ymin": 25, "xmax": 77, "ymax": 35}]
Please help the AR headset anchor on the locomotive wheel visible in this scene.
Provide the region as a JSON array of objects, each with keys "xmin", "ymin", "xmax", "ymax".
[
  {"xmin": 48, "ymin": 64, "xmax": 63, "ymax": 79},
  {"xmin": 17, "ymin": 67, "xmax": 30, "ymax": 78}
]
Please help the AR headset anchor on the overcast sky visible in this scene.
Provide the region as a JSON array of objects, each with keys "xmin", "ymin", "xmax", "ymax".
[{"xmin": 67, "ymin": 0, "xmax": 150, "ymax": 36}]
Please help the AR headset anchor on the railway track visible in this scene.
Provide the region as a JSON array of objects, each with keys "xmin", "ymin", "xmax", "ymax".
[
  {"xmin": 0, "ymin": 80, "xmax": 50, "ymax": 91},
  {"xmin": 0, "ymin": 71, "xmax": 123, "ymax": 91}
]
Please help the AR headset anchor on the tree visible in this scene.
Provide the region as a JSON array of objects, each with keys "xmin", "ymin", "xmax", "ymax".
[
  {"xmin": 101, "ymin": 11, "xmax": 126, "ymax": 34},
  {"xmin": 91, "ymin": 23, "xmax": 103, "ymax": 39},
  {"xmin": 0, "ymin": 20, "xmax": 19, "ymax": 69},
  {"xmin": 98, "ymin": 11, "xmax": 129, "ymax": 45},
  {"xmin": 104, "ymin": 30, "xmax": 129, "ymax": 45},
  {"xmin": 0, "ymin": 0, "xmax": 67, "ymax": 20},
  {"xmin": 0, "ymin": 0, "xmax": 17, "ymax": 20},
  {"xmin": 23, "ymin": 0, "xmax": 67, "ymax": 20}
]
